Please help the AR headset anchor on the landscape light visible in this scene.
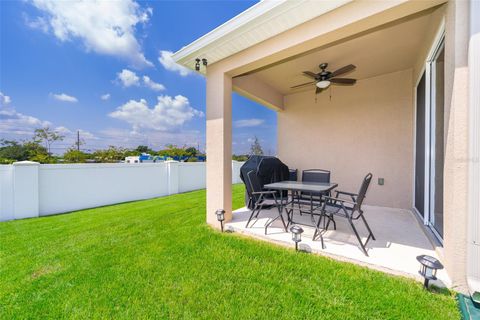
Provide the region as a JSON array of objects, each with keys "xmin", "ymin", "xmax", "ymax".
[
  {"xmin": 416, "ymin": 254, "xmax": 444, "ymax": 289},
  {"xmin": 215, "ymin": 209, "xmax": 225, "ymax": 232},
  {"xmin": 290, "ymin": 225, "xmax": 304, "ymax": 251}
]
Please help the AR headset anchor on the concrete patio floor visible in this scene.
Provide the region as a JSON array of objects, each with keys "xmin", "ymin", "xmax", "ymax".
[{"xmin": 227, "ymin": 205, "xmax": 451, "ymax": 286}]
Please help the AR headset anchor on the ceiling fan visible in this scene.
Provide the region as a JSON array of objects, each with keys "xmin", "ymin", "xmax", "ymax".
[{"xmin": 291, "ymin": 63, "xmax": 357, "ymax": 94}]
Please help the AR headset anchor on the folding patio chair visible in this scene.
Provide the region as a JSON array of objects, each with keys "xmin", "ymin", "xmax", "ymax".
[
  {"xmin": 317, "ymin": 173, "xmax": 376, "ymax": 256},
  {"xmin": 245, "ymin": 170, "xmax": 287, "ymax": 233},
  {"xmin": 294, "ymin": 169, "xmax": 331, "ymax": 219}
]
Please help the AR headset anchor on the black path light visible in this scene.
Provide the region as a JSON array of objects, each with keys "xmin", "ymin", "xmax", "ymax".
[
  {"xmin": 416, "ymin": 254, "xmax": 444, "ymax": 289},
  {"xmin": 215, "ymin": 209, "xmax": 225, "ymax": 232},
  {"xmin": 290, "ymin": 225, "xmax": 304, "ymax": 251}
]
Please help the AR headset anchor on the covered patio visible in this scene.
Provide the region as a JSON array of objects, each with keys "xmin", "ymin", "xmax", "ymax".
[
  {"xmin": 173, "ymin": 0, "xmax": 472, "ymax": 290},
  {"xmin": 228, "ymin": 205, "xmax": 449, "ymax": 284}
]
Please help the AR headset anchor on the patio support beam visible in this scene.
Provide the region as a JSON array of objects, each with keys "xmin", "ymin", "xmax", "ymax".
[
  {"xmin": 233, "ymin": 74, "xmax": 284, "ymax": 111},
  {"xmin": 206, "ymin": 66, "xmax": 232, "ymax": 226}
]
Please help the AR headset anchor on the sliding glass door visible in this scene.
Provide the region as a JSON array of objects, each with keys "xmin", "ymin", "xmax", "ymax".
[
  {"xmin": 414, "ymin": 35, "xmax": 445, "ymax": 241},
  {"xmin": 415, "ymin": 73, "xmax": 426, "ymax": 218}
]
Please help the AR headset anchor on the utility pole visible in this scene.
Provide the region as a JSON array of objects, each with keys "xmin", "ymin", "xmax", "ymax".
[{"xmin": 76, "ymin": 130, "xmax": 80, "ymax": 151}]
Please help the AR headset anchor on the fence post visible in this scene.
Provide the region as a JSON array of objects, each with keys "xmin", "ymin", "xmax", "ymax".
[
  {"xmin": 166, "ymin": 160, "xmax": 179, "ymax": 195},
  {"xmin": 12, "ymin": 161, "xmax": 40, "ymax": 219}
]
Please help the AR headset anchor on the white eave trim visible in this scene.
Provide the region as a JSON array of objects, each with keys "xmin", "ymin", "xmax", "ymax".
[{"xmin": 172, "ymin": 0, "xmax": 352, "ymax": 73}]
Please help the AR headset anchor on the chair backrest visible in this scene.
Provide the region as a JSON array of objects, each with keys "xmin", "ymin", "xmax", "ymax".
[
  {"xmin": 246, "ymin": 170, "xmax": 263, "ymax": 203},
  {"xmin": 302, "ymin": 169, "xmax": 331, "ymax": 184},
  {"xmin": 289, "ymin": 169, "xmax": 298, "ymax": 181},
  {"xmin": 355, "ymin": 173, "xmax": 373, "ymax": 210}
]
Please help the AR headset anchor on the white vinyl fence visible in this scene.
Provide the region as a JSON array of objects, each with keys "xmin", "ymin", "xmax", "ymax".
[{"xmin": 0, "ymin": 160, "xmax": 244, "ymax": 221}]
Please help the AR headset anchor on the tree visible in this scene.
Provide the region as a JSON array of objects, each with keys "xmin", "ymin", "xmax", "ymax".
[
  {"xmin": 0, "ymin": 139, "xmax": 48, "ymax": 163},
  {"xmin": 249, "ymin": 136, "xmax": 264, "ymax": 156},
  {"xmin": 135, "ymin": 145, "xmax": 152, "ymax": 154},
  {"xmin": 0, "ymin": 140, "xmax": 29, "ymax": 161},
  {"xmin": 157, "ymin": 144, "xmax": 186, "ymax": 158},
  {"xmin": 93, "ymin": 146, "xmax": 128, "ymax": 163},
  {"xmin": 184, "ymin": 147, "xmax": 198, "ymax": 157},
  {"xmin": 34, "ymin": 127, "xmax": 64, "ymax": 154},
  {"xmin": 63, "ymin": 149, "xmax": 88, "ymax": 163},
  {"xmin": 232, "ymin": 154, "xmax": 249, "ymax": 161}
]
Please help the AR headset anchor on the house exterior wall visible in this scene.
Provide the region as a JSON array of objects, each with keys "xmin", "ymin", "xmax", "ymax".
[
  {"xmin": 278, "ymin": 69, "xmax": 414, "ymax": 209},
  {"xmin": 195, "ymin": 0, "xmax": 473, "ymax": 290}
]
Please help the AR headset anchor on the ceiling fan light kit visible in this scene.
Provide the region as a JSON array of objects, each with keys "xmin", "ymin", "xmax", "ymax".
[{"xmin": 316, "ymin": 80, "xmax": 331, "ymax": 89}]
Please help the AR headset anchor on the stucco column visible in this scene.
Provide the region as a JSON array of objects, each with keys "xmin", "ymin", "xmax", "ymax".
[
  {"xmin": 206, "ymin": 66, "xmax": 232, "ymax": 226},
  {"xmin": 443, "ymin": 0, "xmax": 470, "ymax": 290}
]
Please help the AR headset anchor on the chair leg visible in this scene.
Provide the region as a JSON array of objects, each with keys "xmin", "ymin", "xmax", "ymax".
[
  {"xmin": 313, "ymin": 215, "xmax": 325, "ymax": 249},
  {"xmin": 245, "ymin": 205, "xmax": 259, "ymax": 228},
  {"xmin": 360, "ymin": 214, "xmax": 376, "ymax": 241},
  {"xmin": 277, "ymin": 204, "xmax": 288, "ymax": 232},
  {"xmin": 348, "ymin": 218, "xmax": 369, "ymax": 256}
]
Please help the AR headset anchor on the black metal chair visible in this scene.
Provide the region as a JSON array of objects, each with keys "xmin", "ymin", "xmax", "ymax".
[
  {"xmin": 294, "ymin": 169, "xmax": 332, "ymax": 218},
  {"xmin": 317, "ymin": 173, "xmax": 376, "ymax": 256},
  {"xmin": 300, "ymin": 169, "xmax": 331, "ymax": 199},
  {"xmin": 245, "ymin": 170, "xmax": 287, "ymax": 233},
  {"xmin": 289, "ymin": 169, "xmax": 298, "ymax": 181}
]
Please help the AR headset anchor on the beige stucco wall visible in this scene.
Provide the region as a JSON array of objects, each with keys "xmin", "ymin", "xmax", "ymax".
[
  {"xmin": 279, "ymin": 69, "xmax": 414, "ymax": 209},
  {"xmin": 442, "ymin": 0, "xmax": 470, "ymax": 291}
]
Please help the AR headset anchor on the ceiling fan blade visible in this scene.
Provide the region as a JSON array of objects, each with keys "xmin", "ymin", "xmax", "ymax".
[
  {"xmin": 291, "ymin": 81, "xmax": 315, "ymax": 89},
  {"xmin": 330, "ymin": 64, "xmax": 356, "ymax": 77},
  {"xmin": 303, "ymin": 71, "xmax": 319, "ymax": 79},
  {"xmin": 330, "ymin": 78, "xmax": 356, "ymax": 85}
]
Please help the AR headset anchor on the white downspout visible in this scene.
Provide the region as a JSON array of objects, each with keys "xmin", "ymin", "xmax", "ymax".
[{"xmin": 467, "ymin": 0, "xmax": 480, "ymax": 301}]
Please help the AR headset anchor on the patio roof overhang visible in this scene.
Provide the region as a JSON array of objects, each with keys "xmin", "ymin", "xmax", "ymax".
[
  {"xmin": 171, "ymin": 0, "xmax": 353, "ymax": 75},
  {"xmin": 173, "ymin": 0, "xmax": 446, "ymax": 77},
  {"xmin": 173, "ymin": 0, "xmax": 446, "ymax": 112}
]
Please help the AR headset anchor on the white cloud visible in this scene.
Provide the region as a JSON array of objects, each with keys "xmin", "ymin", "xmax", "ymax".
[
  {"xmin": 116, "ymin": 70, "xmax": 166, "ymax": 91},
  {"xmin": 0, "ymin": 108, "xmax": 51, "ymax": 136},
  {"xmin": 109, "ymin": 95, "xmax": 204, "ymax": 132},
  {"xmin": 51, "ymin": 93, "xmax": 78, "ymax": 103},
  {"xmin": 234, "ymin": 118, "xmax": 265, "ymax": 128},
  {"xmin": 0, "ymin": 92, "xmax": 12, "ymax": 107},
  {"xmin": 117, "ymin": 69, "xmax": 140, "ymax": 87},
  {"xmin": 54, "ymin": 126, "xmax": 72, "ymax": 135},
  {"xmin": 142, "ymin": 76, "xmax": 165, "ymax": 91},
  {"xmin": 101, "ymin": 93, "xmax": 111, "ymax": 101},
  {"xmin": 75, "ymin": 129, "xmax": 98, "ymax": 140},
  {"xmin": 23, "ymin": 14, "xmax": 49, "ymax": 33},
  {"xmin": 158, "ymin": 50, "xmax": 192, "ymax": 76},
  {"xmin": 28, "ymin": 0, "xmax": 153, "ymax": 68}
]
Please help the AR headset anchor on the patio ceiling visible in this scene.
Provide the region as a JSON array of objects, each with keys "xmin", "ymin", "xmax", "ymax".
[{"xmin": 250, "ymin": 8, "xmax": 438, "ymax": 96}]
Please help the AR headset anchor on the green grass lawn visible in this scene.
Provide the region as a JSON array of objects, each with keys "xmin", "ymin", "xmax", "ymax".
[{"xmin": 0, "ymin": 184, "xmax": 459, "ymax": 319}]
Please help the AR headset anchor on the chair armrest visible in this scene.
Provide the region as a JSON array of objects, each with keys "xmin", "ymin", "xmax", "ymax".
[
  {"xmin": 335, "ymin": 190, "xmax": 358, "ymax": 197},
  {"xmin": 322, "ymin": 196, "xmax": 357, "ymax": 206},
  {"xmin": 252, "ymin": 190, "xmax": 278, "ymax": 195}
]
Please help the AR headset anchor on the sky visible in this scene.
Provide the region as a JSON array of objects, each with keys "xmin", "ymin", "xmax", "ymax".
[{"xmin": 0, "ymin": 0, "xmax": 277, "ymax": 155}]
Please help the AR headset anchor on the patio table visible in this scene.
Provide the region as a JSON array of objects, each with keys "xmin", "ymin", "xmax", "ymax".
[{"xmin": 264, "ymin": 181, "xmax": 338, "ymax": 248}]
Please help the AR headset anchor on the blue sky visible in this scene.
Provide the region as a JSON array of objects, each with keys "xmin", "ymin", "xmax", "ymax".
[{"xmin": 0, "ymin": 0, "xmax": 277, "ymax": 155}]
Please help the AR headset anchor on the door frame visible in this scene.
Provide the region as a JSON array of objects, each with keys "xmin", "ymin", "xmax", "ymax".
[
  {"xmin": 412, "ymin": 20, "xmax": 445, "ymax": 243},
  {"xmin": 427, "ymin": 33, "xmax": 445, "ymax": 241}
]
